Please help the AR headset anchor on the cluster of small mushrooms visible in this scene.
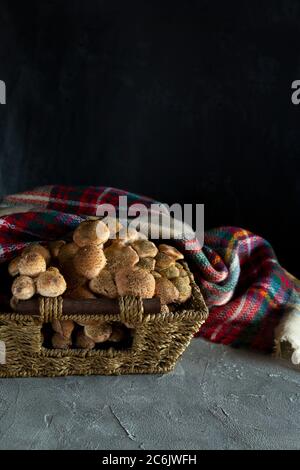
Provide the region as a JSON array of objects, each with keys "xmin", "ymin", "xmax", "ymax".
[{"xmin": 8, "ymin": 218, "xmax": 192, "ymax": 349}]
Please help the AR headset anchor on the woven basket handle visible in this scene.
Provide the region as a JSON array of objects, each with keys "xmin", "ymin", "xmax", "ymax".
[{"xmin": 36, "ymin": 296, "xmax": 158, "ymax": 325}]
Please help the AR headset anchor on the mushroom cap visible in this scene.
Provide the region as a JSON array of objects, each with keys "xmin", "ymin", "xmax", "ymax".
[
  {"xmin": 84, "ymin": 323, "xmax": 112, "ymax": 343},
  {"xmin": 132, "ymin": 240, "xmax": 158, "ymax": 258},
  {"xmin": 104, "ymin": 245, "xmax": 139, "ymax": 275},
  {"xmin": 60, "ymin": 258, "xmax": 87, "ymax": 289},
  {"xmin": 22, "ymin": 244, "xmax": 51, "ymax": 265},
  {"xmin": 36, "ymin": 270, "xmax": 67, "ymax": 297},
  {"xmin": 73, "ymin": 220, "xmax": 110, "ymax": 247},
  {"xmin": 89, "ymin": 269, "xmax": 117, "ymax": 299},
  {"xmin": 12, "ymin": 275, "xmax": 36, "ymax": 300},
  {"xmin": 155, "ymin": 252, "xmax": 176, "ymax": 270},
  {"xmin": 159, "ymin": 264, "xmax": 180, "ymax": 279},
  {"xmin": 101, "ymin": 216, "xmax": 123, "ymax": 237},
  {"xmin": 49, "ymin": 240, "xmax": 66, "ymax": 258},
  {"xmin": 73, "ymin": 245, "xmax": 106, "ymax": 280},
  {"xmin": 116, "ymin": 227, "xmax": 147, "ymax": 245},
  {"xmin": 51, "ymin": 319, "xmax": 74, "ymax": 338},
  {"xmin": 52, "ymin": 332, "xmax": 71, "ymax": 349},
  {"xmin": 115, "ymin": 268, "xmax": 155, "ymax": 298},
  {"xmin": 137, "ymin": 257, "xmax": 156, "ymax": 271},
  {"xmin": 64, "ymin": 285, "xmax": 97, "ymax": 300},
  {"xmin": 8, "ymin": 256, "xmax": 21, "ymax": 277},
  {"xmin": 18, "ymin": 252, "xmax": 47, "ymax": 277},
  {"xmin": 158, "ymin": 244, "xmax": 184, "ymax": 260},
  {"xmin": 155, "ymin": 277, "xmax": 179, "ymax": 305},
  {"xmin": 175, "ymin": 262, "xmax": 189, "ymax": 277},
  {"xmin": 58, "ymin": 242, "xmax": 79, "ymax": 266},
  {"xmin": 171, "ymin": 277, "xmax": 192, "ymax": 303},
  {"xmin": 75, "ymin": 330, "xmax": 95, "ymax": 349},
  {"xmin": 151, "ymin": 270, "xmax": 162, "ymax": 279},
  {"xmin": 47, "ymin": 267, "xmax": 60, "ymax": 274}
]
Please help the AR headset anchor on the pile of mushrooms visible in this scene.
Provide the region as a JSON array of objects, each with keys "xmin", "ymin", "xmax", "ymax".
[{"xmin": 8, "ymin": 218, "xmax": 192, "ymax": 349}]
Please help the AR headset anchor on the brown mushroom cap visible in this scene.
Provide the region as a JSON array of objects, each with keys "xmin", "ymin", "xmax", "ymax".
[
  {"xmin": 36, "ymin": 270, "xmax": 67, "ymax": 297},
  {"xmin": 131, "ymin": 240, "xmax": 158, "ymax": 258},
  {"xmin": 51, "ymin": 319, "xmax": 74, "ymax": 338},
  {"xmin": 18, "ymin": 252, "xmax": 47, "ymax": 277},
  {"xmin": 101, "ymin": 216, "xmax": 123, "ymax": 237},
  {"xmin": 175, "ymin": 262, "xmax": 189, "ymax": 277},
  {"xmin": 159, "ymin": 265, "xmax": 180, "ymax": 279},
  {"xmin": 75, "ymin": 330, "xmax": 95, "ymax": 349},
  {"xmin": 8, "ymin": 256, "xmax": 21, "ymax": 277},
  {"xmin": 64, "ymin": 285, "xmax": 97, "ymax": 300},
  {"xmin": 73, "ymin": 220, "xmax": 110, "ymax": 247},
  {"xmin": 158, "ymin": 244, "xmax": 184, "ymax": 261},
  {"xmin": 12, "ymin": 275, "xmax": 36, "ymax": 300},
  {"xmin": 49, "ymin": 240, "xmax": 66, "ymax": 258},
  {"xmin": 22, "ymin": 244, "xmax": 51, "ymax": 265},
  {"xmin": 58, "ymin": 242, "xmax": 79, "ymax": 266},
  {"xmin": 155, "ymin": 277, "xmax": 179, "ymax": 305},
  {"xmin": 104, "ymin": 244, "xmax": 139, "ymax": 275},
  {"xmin": 115, "ymin": 268, "xmax": 155, "ymax": 298},
  {"xmin": 73, "ymin": 245, "xmax": 106, "ymax": 280},
  {"xmin": 116, "ymin": 227, "xmax": 147, "ymax": 245},
  {"xmin": 84, "ymin": 323, "xmax": 112, "ymax": 343},
  {"xmin": 89, "ymin": 269, "xmax": 117, "ymax": 299},
  {"xmin": 137, "ymin": 257, "xmax": 156, "ymax": 271},
  {"xmin": 52, "ymin": 332, "xmax": 71, "ymax": 349},
  {"xmin": 171, "ymin": 277, "xmax": 192, "ymax": 303},
  {"xmin": 155, "ymin": 252, "xmax": 175, "ymax": 270},
  {"xmin": 60, "ymin": 258, "xmax": 87, "ymax": 290}
]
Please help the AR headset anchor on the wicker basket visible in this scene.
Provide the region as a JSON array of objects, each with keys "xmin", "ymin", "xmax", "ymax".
[{"xmin": 0, "ymin": 263, "xmax": 208, "ymax": 377}]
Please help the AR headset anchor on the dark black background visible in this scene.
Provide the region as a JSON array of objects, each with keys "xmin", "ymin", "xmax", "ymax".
[{"xmin": 0, "ymin": 1, "xmax": 299, "ymax": 275}]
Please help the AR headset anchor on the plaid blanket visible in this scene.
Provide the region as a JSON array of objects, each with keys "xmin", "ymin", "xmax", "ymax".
[{"xmin": 1, "ymin": 185, "xmax": 299, "ymax": 353}]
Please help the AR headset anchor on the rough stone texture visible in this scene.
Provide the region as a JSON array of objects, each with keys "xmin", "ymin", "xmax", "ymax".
[{"xmin": 0, "ymin": 339, "xmax": 299, "ymax": 450}]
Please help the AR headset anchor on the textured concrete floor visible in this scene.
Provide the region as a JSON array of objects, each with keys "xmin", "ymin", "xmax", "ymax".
[{"xmin": 0, "ymin": 339, "xmax": 299, "ymax": 450}]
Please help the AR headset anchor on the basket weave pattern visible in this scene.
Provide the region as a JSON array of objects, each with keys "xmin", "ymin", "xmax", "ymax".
[{"xmin": 0, "ymin": 264, "xmax": 208, "ymax": 377}]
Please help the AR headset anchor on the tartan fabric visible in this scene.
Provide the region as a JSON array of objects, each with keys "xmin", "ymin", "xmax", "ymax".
[{"xmin": 1, "ymin": 185, "xmax": 299, "ymax": 352}]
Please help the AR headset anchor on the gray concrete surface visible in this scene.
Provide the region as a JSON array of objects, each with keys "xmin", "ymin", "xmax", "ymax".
[{"xmin": 0, "ymin": 339, "xmax": 299, "ymax": 450}]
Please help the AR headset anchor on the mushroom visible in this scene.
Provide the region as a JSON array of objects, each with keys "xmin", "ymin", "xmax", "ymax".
[
  {"xmin": 52, "ymin": 333, "xmax": 71, "ymax": 349},
  {"xmin": 64, "ymin": 285, "xmax": 97, "ymax": 300},
  {"xmin": 73, "ymin": 245, "xmax": 106, "ymax": 279},
  {"xmin": 84, "ymin": 323, "xmax": 112, "ymax": 343},
  {"xmin": 10, "ymin": 296, "xmax": 19, "ymax": 310},
  {"xmin": 12, "ymin": 275, "xmax": 36, "ymax": 300},
  {"xmin": 60, "ymin": 259, "xmax": 87, "ymax": 290},
  {"xmin": 73, "ymin": 220, "xmax": 110, "ymax": 247},
  {"xmin": 151, "ymin": 270, "xmax": 162, "ymax": 279},
  {"xmin": 131, "ymin": 240, "xmax": 158, "ymax": 258},
  {"xmin": 58, "ymin": 242, "xmax": 79, "ymax": 266},
  {"xmin": 115, "ymin": 267, "xmax": 155, "ymax": 298},
  {"xmin": 116, "ymin": 227, "xmax": 147, "ymax": 245},
  {"xmin": 137, "ymin": 257, "xmax": 156, "ymax": 271},
  {"xmin": 171, "ymin": 277, "xmax": 192, "ymax": 303},
  {"xmin": 18, "ymin": 252, "xmax": 47, "ymax": 277},
  {"xmin": 75, "ymin": 330, "xmax": 95, "ymax": 349},
  {"xmin": 158, "ymin": 244, "xmax": 184, "ymax": 261},
  {"xmin": 49, "ymin": 240, "xmax": 66, "ymax": 258},
  {"xmin": 22, "ymin": 243, "xmax": 51, "ymax": 265},
  {"xmin": 158, "ymin": 264, "xmax": 180, "ymax": 279},
  {"xmin": 8, "ymin": 256, "xmax": 21, "ymax": 277},
  {"xmin": 89, "ymin": 269, "xmax": 117, "ymax": 299},
  {"xmin": 155, "ymin": 252, "xmax": 176, "ymax": 270},
  {"xmin": 36, "ymin": 269, "xmax": 67, "ymax": 297},
  {"xmin": 104, "ymin": 244, "xmax": 139, "ymax": 275},
  {"xmin": 155, "ymin": 277, "xmax": 179, "ymax": 305},
  {"xmin": 52, "ymin": 319, "xmax": 74, "ymax": 338},
  {"xmin": 175, "ymin": 262, "xmax": 189, "ymax": 277},
  {"xmin": 101, "ymin": 216, "xmax": 123, "ymax": 237}
]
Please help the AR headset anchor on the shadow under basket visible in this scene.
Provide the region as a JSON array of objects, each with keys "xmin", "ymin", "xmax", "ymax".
[{"xmin": 0, "ymin": 263, "xmax": 208, "ymax": 377}]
